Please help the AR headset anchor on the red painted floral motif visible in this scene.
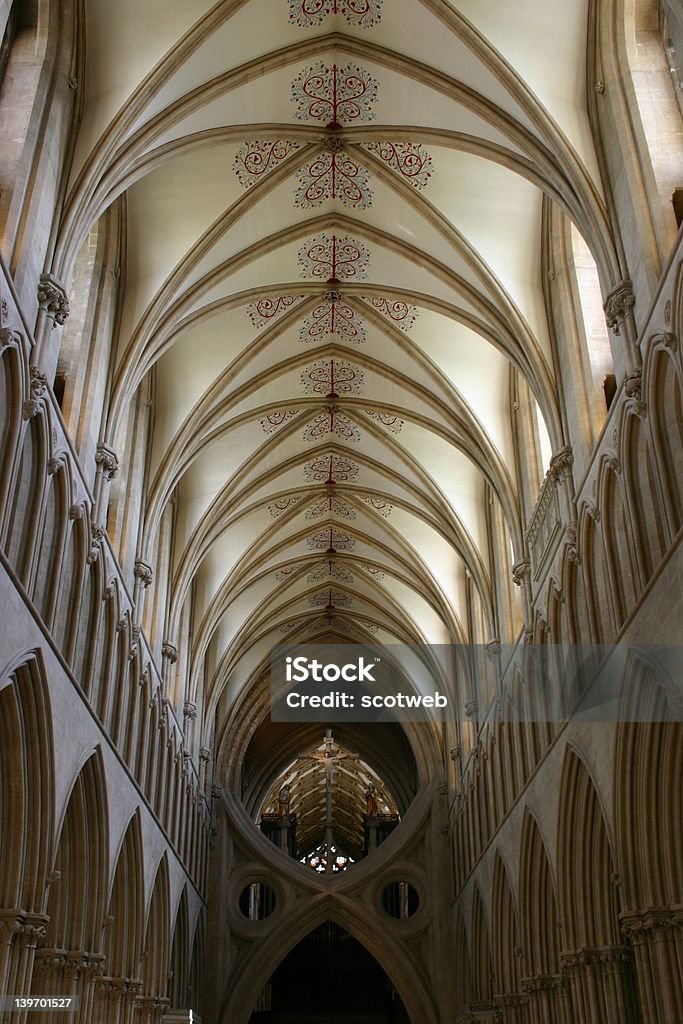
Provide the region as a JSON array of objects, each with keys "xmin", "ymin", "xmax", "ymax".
[
  {"xmin": 298, "ymin": 233, "xmax": 370, "ymax": 283},
  {"xmin": 301, "ymin": 358, "xmax": 363, "ymax": 397},
  {"xmin": 294, "ymin": 147, "xmax": 372, "ymax": 209},
  {"xmin": 362, "ymin": 564, "xmax": 386, "ymax": 581},
  {"xmin": 267, "ymin": 496, "xmax": 303, "ymax": 517},
  {"xmin": 260, "ymin": 409, "xmax": 299, "ymax": 433},
  {"xmin": 307, "ymin": 561, "xmax": 355, "ymax": 582},
  {"xmin": 304, "ymin": 494, "xmax": 357, "ymax": 520},
  {"xmin": 248, "ymin": 295, "xmax": 304, "ymax": 329},
  {"xmin": 362, "ymin": 495, "xmax": 393, "ymax": 517},
  {"xmin": 307, "ymin": 528, "xmax": 357, "ymax": 551},
  {"xmin": 364, "ymin": 296, "xmax": 418, "ymax": 331},
  {"xmin": 303, "ymin": 410, "xmax": 361, "ymax": 443},
  {"xmin": 275, "ymin": 563, "xmax": 305, "ymax": 581},
  {"xmin": 300, "ymin": 293, "xmax": 366, "ymax": 344},
  {"xmin": 304, "ymin": 453, "xmax": 359, "ymax": 484},
  {"xmin": 234, "ymin": 140, "xmax": 300, "ymax": 189},
  {"xmin": 365, "ymin": 142, "xmax": 433, "ymax": 189},
  {"xmin": 366, "ymin": 409, "xmax": 404, "ymax": 433},
  {"xmin": 309, "ymin": 588, "xmax": 353, "ymax": 608},
  {"xmin": 280, "ymin": 618, "xmax": 306, "ymax": 633},
  {"xmin": 292, "ymin": 63, "xmax": 378, "ymax": 127},
  {"xmin": 288, "ymin": 0, "xmax": 383, "ymax": 29}
]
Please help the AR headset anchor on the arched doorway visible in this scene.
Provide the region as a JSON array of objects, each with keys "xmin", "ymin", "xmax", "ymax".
[{"xmin": 250, "ymin": 921, "xmax": 410, "ymax": 1023}]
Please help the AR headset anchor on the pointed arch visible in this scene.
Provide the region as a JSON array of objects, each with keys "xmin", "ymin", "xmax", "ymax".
[
  {"xmin": 101, "ymin": 809, "xmax": 145, "ymax": 984},
  {"xmin": 218, "ymin": 901, "xmax": 439, "ymax": 1024},
  {"xmin": 140, "ymin": 853, "xmax": 172, "ymax": 1007},
  {"xmin": 40, "ymin": 747, "xmax": 109, "ymax": 954},
  {"xmin": 518, "ymin": 810, "xmax": 561, "ymax": 978},
  {"xmin": 470, "ymin": 884, "xmax": 495, "ymax": 1003},
  {"xmin": 0, "ymin": 652, "xmax": 54, "ymax": 913},
  {"xmin": 557, "ymin": 746, "xmax": 620, "ymax": 950},
  {"xmin": 491, "ymin": 851, "xmax": 523, "ymax": 998},
  {"xmin": 168, "ymin": 886, "xmax": 190, "ymax": 1011}
]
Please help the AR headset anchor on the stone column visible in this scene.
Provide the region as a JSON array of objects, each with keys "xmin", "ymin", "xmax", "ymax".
[
  {"xmin": 134, "ymin": 995, "xmax": 170, "ymax": 1024},
  {"xmin": 494, "ymin": 991, "xmax": 530, "ymax": 1023},
  {"xmin": 521, "ymin": 974, "xmax": 572, "ymax": 1024},
  {"xmin": 93, "ymin": 976, "xmax": 143, "ymax": 1024},
  {"xmin": 620, "ymin": 907, "xmax": 683, "ymax": 1024},
  {"xmin": 561, "ymin": 945, "xmax": 636, "ymax": 1023},
  {"xmin": 0, "ymin": 911, "xmax": 48, "ymax": 1022}
]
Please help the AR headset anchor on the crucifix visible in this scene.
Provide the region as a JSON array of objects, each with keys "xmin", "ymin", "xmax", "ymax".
[{"xmin": 300, "ymin": 729, "xmax": 359, "ymax": 871}]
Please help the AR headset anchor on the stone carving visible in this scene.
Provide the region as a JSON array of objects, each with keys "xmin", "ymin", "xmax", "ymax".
[
  {"xmin": 603, "ymin": 280, "xmax": 635, "ymax": 336},
  {"xmin": 23, "ymin": 366, "xmax": 48, "ymax": 418},
  {"xmin": 95, "ymin": 443, "xmax": 119, "ymax": 480},
  {"xmin": 162, "ymin": 641, "xmax": 178, "ymax": 664},
  {"xmin": 623, "ymin": 369, "xmax": 645, "ymax": 416},
  {"xmin": 38, "ymin": 274, "xmax": 70, "ymax": 327},
  {"xmin": 133, "ymin": 560, "xmax": 153, "ymax": 588}
]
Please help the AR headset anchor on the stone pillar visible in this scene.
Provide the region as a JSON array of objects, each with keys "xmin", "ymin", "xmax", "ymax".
[
  {"xmin": 93, "ymin": 976, "xmax": 143, "ymax": 1024},
  {"xmin": 561, "ymin": 945, "xmax": 636, "ymax": 1023},
  {"xmin": 494, "ymin": 992, "xmax": 530, "ymax": 1024},
  {"xmin": 521, "ymin": 974, "xmax": 573, "ymax": 1024},
  {"xmin": 620, "ymin": 907, "xmax": 683, "ymax": 1024},
  {"xmin": 30, "ymin": 948, "xmax": 104, "ymax": 1023},
  {"xmin": 134, "ymin": 995, "xmax": 170, "ymax": 1024},
  {"xmin": 603, "ymin": 279, "xmax": 639, "ymax": 381},
  {"xmin": 0, "ymin": 911, "xmax": 48, "ymax": 1022}
]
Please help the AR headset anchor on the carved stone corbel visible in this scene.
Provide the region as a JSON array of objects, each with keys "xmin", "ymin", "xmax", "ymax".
[
  {"xmin": 23, "ymin": 366, "xmax": 48, "ymax": 418},
  {"xmin": 38, "ymin": 273, "xmax": 69, "ymax": 328},
  {"xmin": 133, "ymin": 560, "xmax": 153, "ymax": 589},
  {"xmin": 623, "ymin": 369, "xmax": 646, "ymax": 416},
  {"xmin": 161, "ymin": 641, "xmax": 178, "ymax": 664},
  {"xmin": 604, "ymin": 280, "xmax": 635, "ymax": 336},
  {"xmin": 95, "ymin": 443, "xmax": 119, "ymax": 481}
]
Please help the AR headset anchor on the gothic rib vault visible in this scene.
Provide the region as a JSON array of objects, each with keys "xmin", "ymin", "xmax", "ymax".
[{"xmin": 63, "ymin": 0, "xmax": 617, "ymax": 713}]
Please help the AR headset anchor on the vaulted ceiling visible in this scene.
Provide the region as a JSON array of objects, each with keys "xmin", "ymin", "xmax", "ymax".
[{"xmin": 65, "ymin": 0, "xmax": 609, "ymax": 730}]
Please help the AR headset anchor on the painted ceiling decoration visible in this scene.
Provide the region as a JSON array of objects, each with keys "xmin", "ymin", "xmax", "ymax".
[
  {"xmin": 309, "ymin": 588, "xmax": 354, "ymax": 609},
  {"xmin": 307, "ymin": 561, "xmax": 355, "ymax": 582},
  {"xmin": 234, "ymin": 140, "xmax": 302, "ymax": 190},
  {"xmin": 292, "ymin": 62, "xmax": 379, "ymax": 126},
  {"xmin": 295, "ymin": 142, "xmax": 373, "ymax": 209},
  {"xmin": 305, "ymin": 494, "xmax": 357, "ymax": 519},
  {"xmin": 268, "ymin": 496, "xmax": 305, "ymax": 518},
  {"xmin": 288, "ymin": 0, "xmax": 384, "ymax": 30},
  {"xmin": 260, "ymin": 409, "xmax": 300, "ymax": 433},
  {"xmin": 361, "ymin": 495, "xmax": 393, "ymax": 517},
  {"xmin": 298, "ymin": 233, "xmax": 371, "ymax": 283},
  {"xmin": 247, "ymin": 295, "xmax": 305, "ymax": 329},
  {"xmin": 307, "ymin": 528, "xmax": 357, "ymax": 553},
  {"xmin": 304, "ymin": 453, "xmax": 360, "ymax": 484},
  {"xmin": 300, "ymin": 292, "xmax": 366, "ymax": 343},
  {"xmin": 365, "ymin": 298, "xmax": 418, "ymax": 331},
  {"xmin": 365, "ymin": 410, "xmax": 404, "ymax": 433},
  {"xmin": 302, "ymin": 409, "xmax": 362, "ymax": 443},
  {"xmin": 364, "ymin": 141, "xmax": 433, "ymax": 190},
  {"xmin": 301, "ymin": 358, "xmax": 363, "ymax": 397}
]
